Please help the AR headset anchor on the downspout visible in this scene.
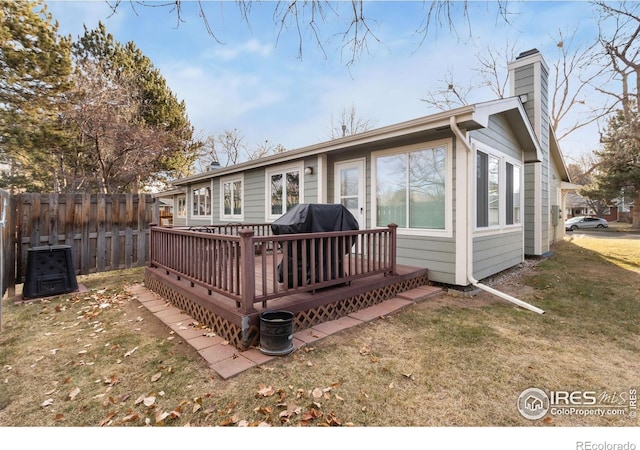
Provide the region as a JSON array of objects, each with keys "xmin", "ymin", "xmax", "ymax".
[{"xmin": 449, "ymin": 116, "xmax": 544, "ymax": 314}]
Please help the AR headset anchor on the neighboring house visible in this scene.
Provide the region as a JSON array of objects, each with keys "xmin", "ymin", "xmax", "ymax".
[
  {"xmin": 565, "ymin": 191, "xmax": 620, "ymax": 222},
  {"xmin": 160, "ymin": 49, "xmax": 572, "ymax": 287}
]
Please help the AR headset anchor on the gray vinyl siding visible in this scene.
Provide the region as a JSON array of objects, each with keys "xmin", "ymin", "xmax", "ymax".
[
  {"xmin": 540, "ymin": 61, "xmax": 550, "ymax": 253},
  {"xmin": 548, "ymin": 154, "xmax": 564, "ymax": 243},
  {"xmin": 242, "ymin": 168, "xmax": 267, "ymax": 223},
  {"xmin": 468, "ymin": 114, "xmax": 526, "ymax": 281},
  {"xmin": 303, "ymin": 156, "xmax": 319, "ymax": 204},
  {"xmin": 472, "ymin": 231, "xmax": 523, "ymax": 280},
  {"xmin": 523, "ymin": 163, "xmax": 536, "ymax": 253},
  {"xmin": 172, "ymin": 212, "xmax": 187, "ymax": 227},
  {"xmin": 396, "ymin": 236, "xmax": 457, "ymax": 285},
  {"xmin": 471, "ymin": 115, "xmax": 523, "ymax": 161},
  {"xmin": 514, "ymin": 59, "xmax": 550, "ymax": 256}
]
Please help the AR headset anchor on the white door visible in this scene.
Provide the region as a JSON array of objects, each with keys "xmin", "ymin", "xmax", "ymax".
[{"xmin": 334, "ymin": 159, "xmax": 365, "ymax": 230}]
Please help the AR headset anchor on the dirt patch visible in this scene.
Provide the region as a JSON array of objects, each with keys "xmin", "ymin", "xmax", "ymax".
[{"xmin": 420, "ymin": 258, "xmax": 543, "ymax": 310}]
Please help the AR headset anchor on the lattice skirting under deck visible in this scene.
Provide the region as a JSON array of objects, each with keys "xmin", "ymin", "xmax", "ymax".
[{"xmin": 144, "ymin": 270, "xmax": 429, "ymax": 351}]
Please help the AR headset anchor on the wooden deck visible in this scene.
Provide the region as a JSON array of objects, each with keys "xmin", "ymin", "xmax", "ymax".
[
  {"xmin": 144, "ymin": 257, "xmax": 430, "ymax": 350},
  {"xmin": 145, "ymin": 224, "xmax": 431, "ymax": 350}
]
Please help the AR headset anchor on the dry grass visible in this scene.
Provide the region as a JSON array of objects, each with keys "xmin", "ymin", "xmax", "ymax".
[{"xmin": 1, "ymin": 234, "xmax": 638, "ymax": 428}]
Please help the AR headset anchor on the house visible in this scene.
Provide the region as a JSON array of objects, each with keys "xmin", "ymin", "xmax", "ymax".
[
  {"xmin": 565, "ymin": 191, "xmax": 620, "ymax": 222},
  {"xmin": 161, "ymin": 49, "xmax": 571, "ymax": 288}
]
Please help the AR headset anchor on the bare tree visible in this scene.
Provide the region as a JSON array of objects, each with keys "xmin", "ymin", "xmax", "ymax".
[
  {"xmin": 105, "ymin": 1, "xmax": 516, "ymax": 65},
  {"xmin": 329, "ymin": 104, "xmax": 377, "ymax": 139},
  {"xmin": 246, "ymin": 140, "xmax": 287, "ymax": 161},
  {"xmin": 215, "ymin": 129, "xmax": 246, "ymax": 167},
  {"xmin": 421, "ymin": 30, "xmax": 611, "ymax": 146},
  {"xmin": 594, "ymin": 1, "xmax": 640, "ymax": 143},
  {"xmin": 420, "ymin": 67, "xmax": 477, "ymax": 112},
  {"xmin": 64, "ymin": 59, "xmax": 180, "ymax": 193}
]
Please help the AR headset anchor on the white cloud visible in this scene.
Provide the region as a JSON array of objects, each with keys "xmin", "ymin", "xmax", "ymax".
[
  {"xmin": 206, "ymin": 38, "xmax": 274, "ymax": 61},
  {"xmin": 161, "ymin": 62, "xmax": 286, "ymax": 139}
]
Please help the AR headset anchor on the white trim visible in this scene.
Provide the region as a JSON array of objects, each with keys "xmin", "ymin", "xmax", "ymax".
[
  {"xmin": 455, "ymin": 138, "xmax": 469, "ymax": 286},
  {"xmin": 334, "ymin": 158, "xmax": 366, "ymax": 230},
  {"xmin": 371, "ymin": 139, "xmax": 453, "ymax": 238},
  {"xmin": 264, "ymin": 161, "xmax": 305, "ymax": 222},
  {"xmin": 176, "ymin": 194, "xmax": 186, "ymax": 218},
  {"xmin": 190, "ymin": 182, "xmax": 212, "ymax": 220},
  {"xmin": 472, "ymin": 140, "xmax": 524, "ymax": 236},
  {"xmin": 219, "ymin": 173, "xmax": 244, "ymax": 221},
  {"xmin": 534, "ymin": 162, "xmax": 543, "ymax": 254},
  {"xmin": 317, "ymin": 154, "xmax": 327, "ymax": 203}
]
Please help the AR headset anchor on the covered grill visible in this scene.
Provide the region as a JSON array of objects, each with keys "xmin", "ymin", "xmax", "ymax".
[{"xmin": 270, "ymin": 203, "xmax": 359, "ymax": 288}]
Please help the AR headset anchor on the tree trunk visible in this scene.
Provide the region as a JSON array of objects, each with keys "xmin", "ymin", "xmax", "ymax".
[{"xmin": 632, "ymin": 189, "xmax": 640, "ymax": 230}]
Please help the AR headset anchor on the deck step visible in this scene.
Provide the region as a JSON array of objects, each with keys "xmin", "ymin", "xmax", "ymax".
[{"xmin": 396, "ymin": 285, "xmax": 443, "ymax": 302}]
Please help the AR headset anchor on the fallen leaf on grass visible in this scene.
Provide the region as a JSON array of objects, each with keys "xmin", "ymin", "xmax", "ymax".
[
  {"xmin": 151, "ymin": 372, "xmax": 162, "ymax": 382},
  {"xmin": 99, "ymin": 411, "xmax": 117, "ymax": 427},
  {"xmin": 103, "ymin": 376, "xmax": 119, "ymax": 386},
  {"xmin": 220, "ymin": 415, "xmax": 239, "ymax": 426},
  {"xmin": 193, "ymin": 397, "xmax": 203, "ymax": 413},
  {"xmin": 68, "ymin": 387, "xmax": 80, "ymax": 400},
  {"xmin": 124, "ymin": 347, "xmax": 138, "ymax": 357},
  {"xmin": 312, "ymin": 388, "xmax": 323, "ymax": 399},
  {"xmin": 325, "ymin": 412, "xmax": 342, "ymax": 426},
  {"xmin": 254, "ymin": 405, "xmax": 273, "ymax": 416},
  {"xmin": 256, "ymin": 384, "xmax": 275, "ymax": 398},
  {"xmin": 54, "ymin": 413, "xmax": 64, "ymax": 422},
  {"xmin": 119, "ymin": 413, "xmax": 140, "ymax": 424},
  {"xmin": 41, "ymin": 399, "xmax": 53, "ymax": 407}
]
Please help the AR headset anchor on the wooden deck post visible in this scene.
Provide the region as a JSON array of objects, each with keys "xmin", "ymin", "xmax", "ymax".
[
  {"xmin": 388, "ymin": 223, "xmax": 398, "ymax": 276},
  {"xmin": 239, "ymin": 228, "xmax": 256, "ymax": 314},
  {"xmin": 148, "ymin": 224, "xmax": 157, "ymax": 267}
]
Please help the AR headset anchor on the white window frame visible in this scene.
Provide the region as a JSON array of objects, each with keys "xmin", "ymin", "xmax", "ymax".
[
  {"xmin": 371, "ymin": 140, "xmax": 453, "ymax": 238},
  {"xmin": 176, "ymin": 194, "xmax": 186, "ymax": 218},
  {"xmin": 191, "ymin": 184, "xmax": 211, "ymax": 218},
  {"xmin": 220, "ymin": 174, "xmax": 244, "ymax": 221},
  {"xmin": 265, "ymin": 162, "xmax": 304, "ymax": 222},
  {"xmin": 505, "ymin": 160, "xmax": 522, "ymax": 226},
  {"xmin": 473, "ymin": 140, "xmax": 523, "ymax": 235}
]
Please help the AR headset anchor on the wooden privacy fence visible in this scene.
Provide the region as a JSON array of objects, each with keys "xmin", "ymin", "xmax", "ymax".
[
  {"xmin": 13, "ymin": 193, "xmax": 158, "ymax": 289},
  {"xmin": 1, "ymin": 189, "xmax": 16, "ymax": 299}
]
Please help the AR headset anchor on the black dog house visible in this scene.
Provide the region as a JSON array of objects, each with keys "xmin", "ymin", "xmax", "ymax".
[
  {"xmin": 23, "ymin": 245, "xmax": 78, "ymax": 300},
  {"xmin": 270, "ymin": 203, "xmax": 359, "ymax": 288}
]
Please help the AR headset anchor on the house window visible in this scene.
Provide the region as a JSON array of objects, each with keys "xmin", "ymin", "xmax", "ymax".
[
  {"xmin": 192, "ymin": 186, "xmax": 211, "ymax": 217},
  {"xmin": 267, "ymin": 165, "xmax": 301, "ymax": 219},
  {"xmin": 506, "ymin": 162, "xmax": 521, "ymax": 225},
  {"xmin": 476, "ymin": 145, "xmax": 522, "ymax": 229},
  {"xmin": 477, "ymin": 151, "xmax": 500, "ymax": 227},
  {"xmin": 221, "ymin": 176, "xmax": 243, "ymax": 219},
  {"xmin": 375, "ymin": 145, "xmax": 447, "ymax": 230},
  {"xmin": 176, "ymin": 195, "xmax": 186, "ymax": 218}
]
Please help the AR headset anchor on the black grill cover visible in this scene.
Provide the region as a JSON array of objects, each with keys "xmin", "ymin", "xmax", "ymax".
[
  {"xmin": 270, "ymin": 204, "xmax": 359, "ymax": 287},
  {"xmin": 270, "ymin": 203, "xmax": 359, "ymax": 235}
]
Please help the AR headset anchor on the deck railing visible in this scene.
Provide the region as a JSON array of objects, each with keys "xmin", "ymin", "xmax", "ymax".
[{"xmin": 149, "ymin": 224, "xmax": 397, "ymax": 314}]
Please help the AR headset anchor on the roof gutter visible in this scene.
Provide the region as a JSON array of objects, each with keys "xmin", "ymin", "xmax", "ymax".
[{"xmin": 449, "ymin": 116, "xmax": 544, "ymax": 315}]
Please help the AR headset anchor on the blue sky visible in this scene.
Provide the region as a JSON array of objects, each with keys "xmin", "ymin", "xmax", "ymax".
[{"xmin": 44, "ymin": 1, "xmax": 607, "ymax": 163}]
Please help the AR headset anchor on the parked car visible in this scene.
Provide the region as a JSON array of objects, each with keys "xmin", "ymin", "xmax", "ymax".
[{"xmin": 565, "ymin": 216, "xmax": 609, "ymax": 231}]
